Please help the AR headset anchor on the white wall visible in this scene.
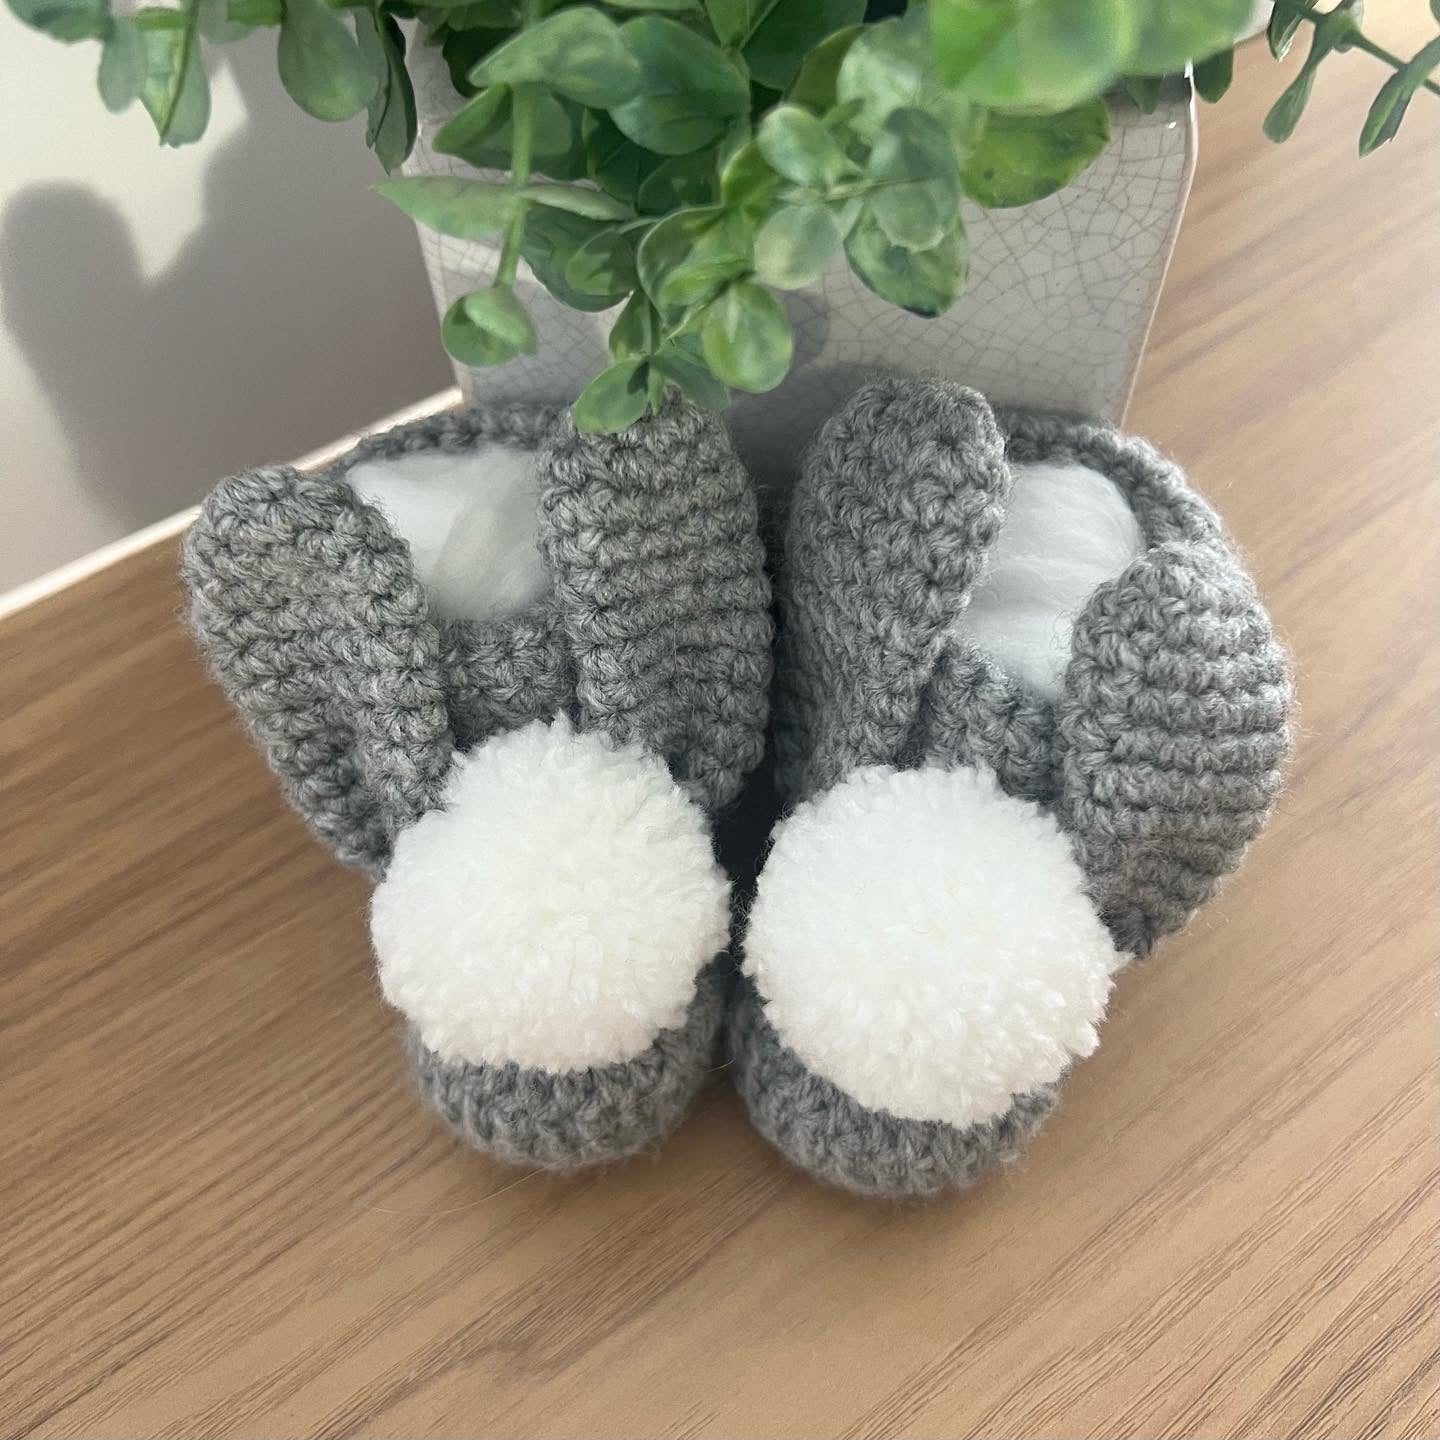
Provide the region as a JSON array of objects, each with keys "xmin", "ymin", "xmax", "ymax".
[{"xmin": 0, "ymin": 15, "xmax": 452, "ymax": 591}]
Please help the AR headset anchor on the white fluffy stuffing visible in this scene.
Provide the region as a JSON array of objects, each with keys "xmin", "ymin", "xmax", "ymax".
[
  {"xmin": 347, "ymin": 445, "xmax": 550, "ymax": 624},
  {"xmin": 955, "ymin": 459, "xmax": 1144, "ymax": 701},
  {"xmin": 371, "ymin": 718, "xmax": 730, "ymax": 1073},
  {"xmin": 744, "ymin": 765, "xmax": 1121, "ymax": 1129}
]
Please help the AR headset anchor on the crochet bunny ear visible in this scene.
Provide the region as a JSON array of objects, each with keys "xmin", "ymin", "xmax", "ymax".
[
  {"xmin": 987, "ymin": 413, "xmax": 1293, "ymax": 955},
  {"xmin": 537, "ymin": 401, "xmax": 774, "ymax": 814},
  {"xmin": 773, "ymin": 376, "xmax": 1012, "ymax": 804},
  {"xmin": 1055, "ymin": 539, "xmax": 1293, "ymax": 955},
  {"xmin": 181, "ymin": 465, "xmax": 454, "ymax": 871}
]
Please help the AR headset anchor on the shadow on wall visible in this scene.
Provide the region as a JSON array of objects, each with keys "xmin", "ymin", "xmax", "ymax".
[{"xmin": 0, "ymin": 40, "xmax": 451, "ymax": 535}]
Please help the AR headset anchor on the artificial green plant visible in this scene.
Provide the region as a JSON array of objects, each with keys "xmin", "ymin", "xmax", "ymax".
[{"xmin": 10, "ymin": 0, "xmax": 1438, "ymax": 430}]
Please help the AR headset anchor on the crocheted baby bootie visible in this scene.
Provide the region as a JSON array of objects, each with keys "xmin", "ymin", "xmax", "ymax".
[
  {"xmin": 731, "ymin": 376, "xmax": 1292, "ymax": 1198},
  {"xmin": 182, "ymin": 400, "xmax": 772, "ymax": 1169}
]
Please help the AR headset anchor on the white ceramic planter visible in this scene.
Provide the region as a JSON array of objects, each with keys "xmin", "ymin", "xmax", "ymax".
[{"xmin": 403, "ymin": 47, "xmax": 1195, "ymax": 487}]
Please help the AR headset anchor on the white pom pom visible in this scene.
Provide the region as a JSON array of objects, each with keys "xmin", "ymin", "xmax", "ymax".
[
  {"xmin": 372, "ymin": 718, "xmax": 730, "ymax": 1073},
  {"xmin": 744, "ymin": 765, "xmax": 1121, "ymax": 1128}
]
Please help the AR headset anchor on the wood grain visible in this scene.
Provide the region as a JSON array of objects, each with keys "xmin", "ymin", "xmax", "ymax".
[{"xmin": 3, "ymin": 12, "xmax": 1436, "ymax": 1437}]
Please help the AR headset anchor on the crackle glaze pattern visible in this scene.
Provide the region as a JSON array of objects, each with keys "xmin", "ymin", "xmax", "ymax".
[{"xmin": 403, "ymin": 47, "xmax": 1195, "ymax": 489}]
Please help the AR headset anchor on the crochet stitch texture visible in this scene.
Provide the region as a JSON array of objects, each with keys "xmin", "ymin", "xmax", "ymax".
[
  {"xmin": 182, "ymin": 400, "xmax": 773, "ymax": 1169},
  {"xmin": 182, "ymin": 401, "xmax": 772, "ymax": 872},
  {"xmin": 733, "ymin": 377, "xmax": 1293, "ymax": 1198},
  {"xmin": 730, "ymin": 979, "xmax": 1060, "ymax": 1199}
]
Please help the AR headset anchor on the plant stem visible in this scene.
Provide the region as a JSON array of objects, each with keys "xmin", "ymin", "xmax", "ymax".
[
  {"xmin": 496, "ymin": 84, "xmax": 536, "ymax": 285},
  {"xmin": 495, "ymin": 0, "xmax": 542, "ymax": 287},
  {"xmin": 1270, "ymin": 0, "xmax": 1440, "ymax": 96}
]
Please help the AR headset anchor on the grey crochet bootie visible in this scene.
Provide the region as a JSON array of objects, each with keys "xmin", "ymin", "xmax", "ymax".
[
  {"xmin": 182, "ymin": 400, "xmax": 772, "ymax": 1169},
  {"xmin": 731, "ymin": 377, "xmax": 1292, "ymax": 1198}
]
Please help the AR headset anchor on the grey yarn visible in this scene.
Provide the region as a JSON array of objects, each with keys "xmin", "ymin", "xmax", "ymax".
[
  {"xmin": 729, "ymin": 978, "xmax": 1057, "ymax": 1200},
  {"xmin": 538, "ymin": 402, "xmax": 774, "ymax": 814},
  {"xmin": 772, "ymin": 376, "xmax": 1014, "ymax": 805},
  {"xmin": 182, "ymin": 401, "xmax": 772, "ymax": 871},
  {"xmin": 412, "ymin": 962, "xmax": 729, "ymax": 1170},
  {"xmin": 935, "ymin": 407, "xmax": 1293, "ymax": 954},
  {"xmin": 181, "ymin": 403, "xmax": 561, "ymax": 871},
  {"xmin": 735, "ymin": 376, "xmax": 1292, "ymax": 1198},
  {"xmin": 182, "ymin": 399, "xmax": 773, "ymax": 1170}
]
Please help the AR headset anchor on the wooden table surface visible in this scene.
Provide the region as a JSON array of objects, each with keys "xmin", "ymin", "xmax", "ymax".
[{"xmin": 4, "ymin": 12, "xmax": 1437, "ymax": 1438}]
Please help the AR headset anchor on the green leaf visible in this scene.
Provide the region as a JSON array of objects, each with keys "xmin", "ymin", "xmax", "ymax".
[
  {"xmin": 834, "ymin": 11, "xmax": 980, "ymax": 151},
  {"xmin": 844, "ymin": 204, "xmax": 966, "ymax": 316},
  {"xmin": 442, "ymin": 288, "xmax": 537, "ymax": 368},
  {"xmin": 574, "ymin": 358, "xmax": 652, "ymax": 432},
  {"xmin": 604, "ymin": 0, "xmax": 699, "ymax": 9},
  {"xmin": 138, "ymin": 14, "xmax": 211, "ymax": 145},
  {"xmin": 440, "ymin": 25, "xmax": 502, "ymax": 96},
  {"xmin": 866, "ymin": 107, "xmax": 961, "ymax": 251},
  {"xmin": 787, "ymin": 23, "xmax": 863, "ymax": 110},
  {"xmin": 719, "ymin": 138, "xmax": 780, "ymax": 215},
  {"xmin": 834, "ymin": 14, "xmax": 927, "ymax": 141},
  {"xmin": 716, "ymin": 114, "xmax": 751, "ymax": 168},
  {"xmin": 609, "ymin": 292, "xmax": 659, "ymax": 359},
  {"xmin": 278, "ymin": 0, "xmax": 376, "ymax": 121},
  {"xmin": 742, "ymin": 0, "xmax": 866, "ymax": 91},
  {"xmin": 583, "ymin": 111, "xmax": 666, "ymax": 206},
  {"xmin": 1359, "ymin": 67, "xmax": 1412, "ymax": 155},
  {"xmin": 98, "ymin": 17, "xmax": 146, "ymax": 112},
  {"xmin": 543, "ymin": 117, "xmax": 607, "ymax": 183},
  {"xmin": 636, "ymin": 205, "xmax": 752, "ymax": 315},
  {"xmin": 960, "ymin": 99, "xmax": 1109, "ymax": 208},
  {"xmin": 355, "ymin": 9, "xmax": 416, "ymax": 171},
  {"xmin": 704, "ymin": 0, "xmax": 756, "ymax": 48},
  {"xmin": 931, "ymin": 0, "xmax": 1133, "ymax": 111},
  {"xmin": 926, "ymin": 0, "xmax": 1010, "ymax": 86},
  {"xmin": 7, "ymin": 0, "xmax": 107, "ymax": 41},
  {"xmin": 374, "ymin": 176, "xmax": 517, "ymax": 237},
  {"xmin": 753, "ymin": 202, "xmax": 842, "ymax": 288},
  {"xmin": 651, "ymin": 346, "xmax": 730, "ymax": 409},
  {"xmin": 1264, "ymin": 70, "xmax": 1316, "ymax": 142},
  {"xmin": 425, "ymin": 0, "xmax": 514, "ymax": 13},
  {"xmin": 636, "ymin": 149, "xmax": 720, "ymax": 212},
  {"xmin": 1359, "ymin": 34, "xmax": 1440, "ymax": 154},
  {"xmin": 521, "ymin": 184, "xmax": 633, "ymax": 221},
  {"xmin": 432, "ymin": 82, "xmax": 510, "ymax": 161},
  {"xmin": 535, "ymin": 106, "xmax": 591, "ymax": 176},
  {"xmin": 134, "ymin": 9, "xmax": 187, "ymax": 29},
  {"xmin": 1128, "ymin": 0, "xmax": 1252, "ymax": 75},
  {"xmin": 196, "ymin": 0, "xmax": 252, "ymax": 42},
  {"xmin": 1263, "ymin": 1, "xmax": 1363, "ymax": 143},
  {"xmin": 1118, "ymin": 73, "xmax": 1163, "ymax": 112},
  {"xmin": 700, "ymin": 281, "xmax": 793, "ymax": 393},
  {"xmin": 612, "ymin": 15, "xmax": 750, "ymax": 156},
  {"xmin": 829, "ymin": 193, "xmax": 864, "ymax": 234},
  {"xmin": 226, "ymin": 0, "xmax": 281, "ymax": 23},
  {"xmin": 520, "ymin": 206, "xmax": 618, "ymax": 311},
  {"xmin": 438, "ymin": 5, "xmax": 509, "ymax": 29},
  {"xmin": 563, "ymin": 226, "xmax": 638, "ymax": 300},
  {"xmin": 454, "ymin": 90, "xmax": 576, "ymax": 174},
  {"xmin": 756, "ymin": 104, "xmax": 847, "ymax": 190},
  {"xmin": 474, "ymin": 7, "xmax": 640, "ymax": 109},
  {"xmin": 1193, "ymin": 45, "xmax": 1233, "ymax": 104},
  {"xmin": 1267, "ymin": 1, "xmax": 1303, "ymax": 60}
]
